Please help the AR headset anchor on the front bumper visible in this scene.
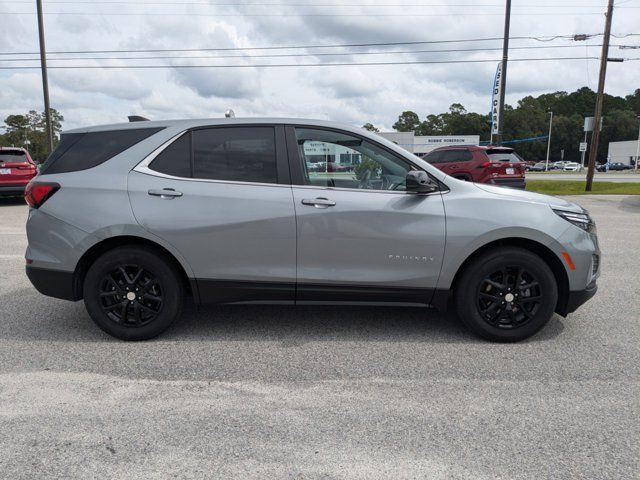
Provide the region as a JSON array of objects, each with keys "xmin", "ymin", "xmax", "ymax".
[
  {"xmin": 25, "ymin": 265, "xmax": 80, "ymax": 301},
  {"xmin": 556, "ymin": 279, "xmax": 597, "ymax": 317}
]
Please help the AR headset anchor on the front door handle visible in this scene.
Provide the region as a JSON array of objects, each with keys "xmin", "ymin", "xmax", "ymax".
[
  {"xmin": 148, "ymin": 188, "xmax": 183, "ymax": 199},
  {"xmin": 301, "ymin": 197, "xmax": 336, "ymax": 208}
]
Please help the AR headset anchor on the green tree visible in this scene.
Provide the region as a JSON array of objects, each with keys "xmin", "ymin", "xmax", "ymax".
[
  {"xmin": 362, "ymin": 123, "xmax": 380, "ymax": 133},
  {"xmin": 2, "ymin": 109, "xmax": 64, "ymax": 162},
  {"xmin": 392, "ymin": 111, "xmax": 421, "ymax": 132}
]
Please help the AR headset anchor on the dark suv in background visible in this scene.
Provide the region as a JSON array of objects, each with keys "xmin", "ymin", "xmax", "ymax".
[{"xmin": 421, "ymin": 145, "xmax": 526, "ymax": 189}]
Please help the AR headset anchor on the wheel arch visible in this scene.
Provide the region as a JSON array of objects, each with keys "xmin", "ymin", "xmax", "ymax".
[
  {"xmin": 72, "ymin": 235, "xmax": 196, "ymax": 302},
  {"xmin": 448, "ymin": 237, "xmax": 570, "ymax": 316}
]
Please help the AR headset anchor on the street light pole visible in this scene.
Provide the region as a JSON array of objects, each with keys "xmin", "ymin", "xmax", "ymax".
[
  {"xmin": 545, "ymin": 111, "xmax": 553, "ymax": 171},
  {"xmin": 36, "ymin": 0, "xmax": 54, "ymax": 154}
]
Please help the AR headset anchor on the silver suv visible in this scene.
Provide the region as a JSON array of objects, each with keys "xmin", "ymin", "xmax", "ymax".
[{"xmin": 24, "ymin": 118, "xmax": 599, "ymax": 341}]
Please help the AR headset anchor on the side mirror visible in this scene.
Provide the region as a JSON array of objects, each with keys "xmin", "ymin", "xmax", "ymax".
[{"xmin": 406, "ymin": 170, "xmax": 438, "ymax": 194}]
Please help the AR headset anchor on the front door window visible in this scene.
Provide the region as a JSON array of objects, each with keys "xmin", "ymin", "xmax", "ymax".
[{"xmin": 294, "ymin": 128, "xmax": 413, "ymax": 191}]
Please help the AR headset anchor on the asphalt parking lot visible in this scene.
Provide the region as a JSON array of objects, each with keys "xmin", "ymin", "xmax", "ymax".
[{"xmin": 1, "ymin": 195, "xmax": 638, "ymax": 479}]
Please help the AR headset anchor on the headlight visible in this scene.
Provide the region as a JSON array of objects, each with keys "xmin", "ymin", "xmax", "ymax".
[{"xmin": 553, "ymin": 208, "xmax": 596, "ymax": 234}]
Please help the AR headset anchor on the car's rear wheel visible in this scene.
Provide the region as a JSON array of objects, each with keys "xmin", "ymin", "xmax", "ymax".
[
  {"xmin": 454, "ymin": 247, "xmax": 557, "ymax": 342},
  {"xmin": 83, "ymin": 246, "xmax": 183, "ymax": 340}
]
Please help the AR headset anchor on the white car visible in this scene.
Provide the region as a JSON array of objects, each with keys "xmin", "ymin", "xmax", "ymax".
[{"xmin": 563, "ymin": 162, "xmax": 580, "ymax": 172}]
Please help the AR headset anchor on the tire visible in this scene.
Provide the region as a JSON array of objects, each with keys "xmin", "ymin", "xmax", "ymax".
[
  {"xmin": 454, "ymin": 247, "xmax": 557, "ymax": 342},
  {"xmin": 83, "ymin": 246, "xmax": 184, "ymax": 340}
]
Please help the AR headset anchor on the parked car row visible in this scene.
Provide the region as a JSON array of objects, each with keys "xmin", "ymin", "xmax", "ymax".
[{"xmin": 596, "ymin": 162, "xmax": 634, "ymax": 172}]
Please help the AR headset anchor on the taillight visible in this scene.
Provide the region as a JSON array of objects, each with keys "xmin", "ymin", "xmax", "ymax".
[
  {"xmin": 24, "ymin": 181, "xmax": 59, "ymax": 208},
  {"xmin": 480, "ymin": 161, "xmax": 491, "ymax": 168}
]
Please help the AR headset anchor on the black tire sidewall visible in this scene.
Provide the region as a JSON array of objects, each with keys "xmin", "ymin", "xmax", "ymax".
[
  {"xmin": 455, "ymin": 247, "xmax": 558, "ymax": 342},
  {"xmin": 83, "ymin": 246, "xmax": 183, "ymax": 341}
]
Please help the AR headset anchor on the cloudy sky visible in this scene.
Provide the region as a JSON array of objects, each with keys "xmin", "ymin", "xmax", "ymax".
[{"xmin": 0, "ymin": 0, "xmax": 639, "ymax": 132}]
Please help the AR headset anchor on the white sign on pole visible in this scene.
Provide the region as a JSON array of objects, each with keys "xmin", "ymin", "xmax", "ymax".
[
  {"xmin": 579, "ymin": 142, "xmax": 588, "ymax": 152},
  {"xmin": 490, "ymin": 63, "xmax": 502, "ymax": 136}
]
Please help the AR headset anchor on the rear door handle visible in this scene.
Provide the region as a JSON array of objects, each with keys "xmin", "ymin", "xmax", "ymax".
[
  {"xmin": 148, "ymin": 188, "xmax": 183, "ymax": 199},
  {"xmin": 301, "ymin": 197, "xmax": 336, "ymax": 208}
]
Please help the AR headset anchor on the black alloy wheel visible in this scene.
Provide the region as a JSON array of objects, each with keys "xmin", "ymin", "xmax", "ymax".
[
  {"xmin": 98, "ymin": 265, "xmax": 163, "ymax": 327},
  {"xmin": 84, "ymin": 246, "xmax": 183, "ymax": 341},
  {"xmin": 477, "ymin": 266, "xmax": 542, "ymax": 329},
  {"xmin": 455, "ymin": 247, "xmax": 558, "ymax": 342}
]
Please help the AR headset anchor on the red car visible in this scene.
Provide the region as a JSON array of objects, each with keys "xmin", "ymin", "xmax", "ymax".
[
  {"xmin": 0, "ymin": 147, "xmax": 39, "ymax": 197},
  {"xmin": 421, "ymin": 145, "xmax": 526, "ymax": 189}
]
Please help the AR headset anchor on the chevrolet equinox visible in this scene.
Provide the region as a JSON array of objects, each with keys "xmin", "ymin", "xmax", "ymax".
[{"xmin": 24, "ymin": 118, "xmax": 599, "ymax": 341}]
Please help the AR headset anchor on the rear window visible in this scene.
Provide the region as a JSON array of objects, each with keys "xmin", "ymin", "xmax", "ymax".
[
  {"xmin": 0, "ymin": 151, "xmax": 28, "ymax": 163},
  {"xmin": 486, "ymin": 149, "xmax": 524, "ymax": 163},
  {"xmin": 40, "ymin": 127, "xmax": 164, "ymax": 174}
]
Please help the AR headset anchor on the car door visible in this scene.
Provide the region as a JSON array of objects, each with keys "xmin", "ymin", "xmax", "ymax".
[
  {"xmin": 128, "ymin": 124, "xmax": 297, "ymax": 303},
  {"xmin": 285, "ymin": 126, "xmax": 446, "ymax": 304}
]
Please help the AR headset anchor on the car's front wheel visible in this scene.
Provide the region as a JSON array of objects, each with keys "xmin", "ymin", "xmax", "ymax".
[
  {"xmin": 83, "ymin": 246, "xmax": 184, "ymax": 340},
  {"xmin": 454, "ymin": 247, "xmax": 558, "ymax": 342}
]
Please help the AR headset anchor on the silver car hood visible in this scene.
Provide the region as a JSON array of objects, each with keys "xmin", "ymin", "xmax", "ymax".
[{"xmin": 473, "ymin": 183, "xmax": 583, "ymax": 212}]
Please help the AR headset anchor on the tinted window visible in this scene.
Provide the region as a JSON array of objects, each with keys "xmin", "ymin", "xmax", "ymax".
[
  {"xmin": 149, "ymin": 133, "xmax": 191, "ymax": 178},
  {"xmin": 486, "ymin": 149, "xmax": 523, "ymax": 163},
  {"xmin": 441, "ymin": 150, "xmax": 473, "ymax": 162},
  {"xmin": 0, "ymin": 151, "xmax": 28, "ymax": 163},
  {"xmin": 41, "ymin": 128, "xmax": 164, "ymax": 174},
  {"xmin": 425, "ymin": 151, "xmax": 444, "ymax": 164},
  {"xmin": 294, "ymin": 128, "xmax": 412, "ymax": 191},
  {"xmin": 192, "ymin": 127, "xmax": 277, "ymax": 183}
]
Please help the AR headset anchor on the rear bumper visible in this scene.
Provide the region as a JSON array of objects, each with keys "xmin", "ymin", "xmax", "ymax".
[
  {"xmin": 560, "ymin": 280, "xmax": 598, "ymax": 316},
  {"xmin": 25, "ymin": 265, "xmax": 80, "ymax": 301},
  {"xmin": 488, "ymin": 177, "xmax": 526, "ymax": 190},
  {"xmin": 0, "ymin": 184, "xmax": 27, "ymax": 196}
]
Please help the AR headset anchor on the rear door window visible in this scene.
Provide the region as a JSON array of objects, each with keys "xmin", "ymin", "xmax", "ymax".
[
  {"xmin": 41, "ymin": 127, "xmax": 164, "ymax": 174},
  {"xmin": 192, "ymin": 127, "xmax": 277, "ymax": 184}
]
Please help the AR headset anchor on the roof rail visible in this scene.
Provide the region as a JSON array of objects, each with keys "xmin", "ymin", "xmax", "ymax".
[{"xmin": 128, "ymin": 115, "xmax": 149, "ymax": 122}]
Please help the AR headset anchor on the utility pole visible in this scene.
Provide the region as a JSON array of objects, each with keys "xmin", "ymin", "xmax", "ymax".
[
  {"xmin": 36, "ymin": 0, "xmax": 54, "ymax": 154},
  {"xmin": 585, "ymin": 0, "xmax": 614, "ymax": 191},
  {"xmin": 496, "ymin": 0, "xmax": 511, "ymax": 146},
  {"xmin": 545, "ymin": 111, "xmax": 553, "ymax": 171}
]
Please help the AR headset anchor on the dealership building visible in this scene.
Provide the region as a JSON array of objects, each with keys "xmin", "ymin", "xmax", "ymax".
[
  {"xmin": 607, "ymin": 139, "xmax": 640, "ymax": 166},
  {"xmin": 380, "ymin": 132, "xmax": 480, "ymax": 155}
]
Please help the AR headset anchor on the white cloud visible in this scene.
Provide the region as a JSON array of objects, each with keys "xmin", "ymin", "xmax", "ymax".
[{"xmin": 0, "ymin": 1, "xmax": 638, "ymax": 132}]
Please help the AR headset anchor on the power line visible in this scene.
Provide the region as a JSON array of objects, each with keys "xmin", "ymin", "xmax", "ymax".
[
  {"xmin": 1, "ymin": 44, "xmax": 619, "ymax": 62},
  {"xmin": 3, "ymin": 0, "xmax": 630, "ymax": 4},
  {"xmin": 1, "ymin": 56, "xmax": 626, "ymax": 70},
  {"xmin": 0, "ymin": 34, "xmax": 595, "ymax": 56},
  {"xmin": 0, "ymin": 10, "xmax": 615, "ymax": 16}
]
